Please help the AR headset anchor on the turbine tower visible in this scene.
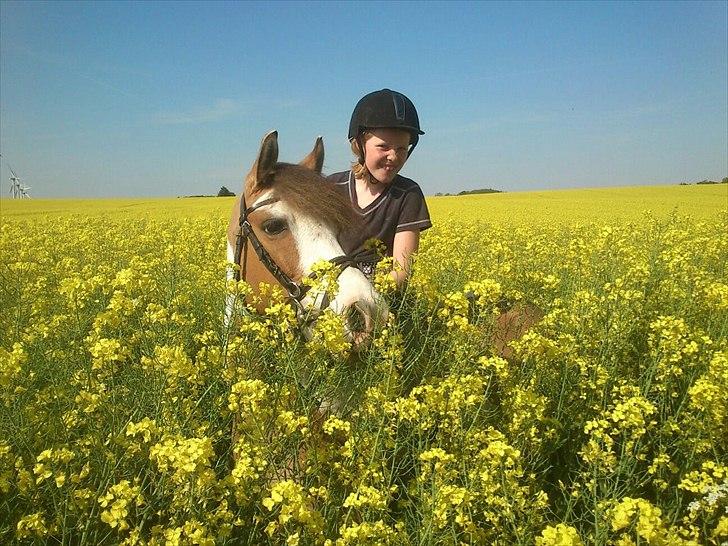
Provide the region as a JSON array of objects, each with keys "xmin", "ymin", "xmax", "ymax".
[{"xmin": 3, "ymin": 158, "xmax": 32, "ymax": 199}]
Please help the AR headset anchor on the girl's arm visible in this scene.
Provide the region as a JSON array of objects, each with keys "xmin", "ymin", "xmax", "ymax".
[{"xmin": 391, "ymin": 230, "xmax": 420, "ymax": 288}]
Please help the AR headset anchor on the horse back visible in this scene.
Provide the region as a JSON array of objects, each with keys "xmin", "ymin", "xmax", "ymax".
[{"xmin": 493, "ymin": 302, "xmax": 544, "ymax": 361}]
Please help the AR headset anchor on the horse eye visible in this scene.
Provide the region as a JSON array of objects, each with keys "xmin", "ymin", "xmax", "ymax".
[{"xmin": 262, "ymin": 218, "xmax": 287, "ymax": 235}]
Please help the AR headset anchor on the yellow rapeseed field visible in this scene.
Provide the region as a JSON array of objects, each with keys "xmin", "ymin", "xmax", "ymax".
[{"xmin": 1, "ymin": 184, "xmax": 726, "ymax": 545}]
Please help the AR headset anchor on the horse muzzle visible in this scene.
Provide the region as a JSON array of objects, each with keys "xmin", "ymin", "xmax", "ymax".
[{"xmin": 299, "ymin": 267, "xmax": 388, "ymax": 348}]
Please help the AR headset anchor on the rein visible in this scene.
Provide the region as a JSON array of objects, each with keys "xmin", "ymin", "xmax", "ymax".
[{"xmin": 233, "ymin": 192, "xmax": 378, "ymax": 317}]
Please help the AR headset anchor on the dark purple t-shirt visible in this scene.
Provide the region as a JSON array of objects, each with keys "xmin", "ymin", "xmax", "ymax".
[{"xmin": 327, "ymin": 170, "xmax": 432, "ymax": 260}]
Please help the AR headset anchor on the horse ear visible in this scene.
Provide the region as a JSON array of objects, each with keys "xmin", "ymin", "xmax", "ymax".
[
  {"xmin": 247, "ymin": 131, "xmax": 279, "ymax": 192},
  {"xmin": 299, "ymin": 136, "xmax": 324, "ymax": 173}
]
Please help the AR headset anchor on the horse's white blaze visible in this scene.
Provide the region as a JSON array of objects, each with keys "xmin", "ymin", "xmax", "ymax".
[{"xmin": 282, "ymin": 201, "xmax": 388, "ymax": 333}]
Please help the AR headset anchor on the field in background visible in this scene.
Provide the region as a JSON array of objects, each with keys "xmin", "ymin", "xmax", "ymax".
[
  {"xmin": 0, "ymin": 196, "xmax": 235, "ymax": 220},
  {"xmin": 1, "ymin": 183, "xmax": 725, "ymax": 223},
  {"xmin": 427, "ymin": 184, "xmax": 727, "ymax": 224},
  {"xmin": 1, "ymin": 184, "xmax": 726, "ymax": 544}
]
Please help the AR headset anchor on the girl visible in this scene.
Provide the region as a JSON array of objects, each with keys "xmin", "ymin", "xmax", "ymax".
[{"xmin": 328, "ymin": 89, "xmax": 432, "ymax": 288}]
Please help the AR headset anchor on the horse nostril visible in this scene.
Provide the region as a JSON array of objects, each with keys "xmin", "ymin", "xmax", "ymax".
[{"xmin": 345, "ymin": 303, "xmax": 369, "ymax": 335}]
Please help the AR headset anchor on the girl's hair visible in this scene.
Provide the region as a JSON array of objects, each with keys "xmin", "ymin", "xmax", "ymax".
[{"xmin": 350, "ymin": 133, "xmax": 376, "ymax": 184}]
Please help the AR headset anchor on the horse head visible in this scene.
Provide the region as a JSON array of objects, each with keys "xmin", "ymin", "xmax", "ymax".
[{"xmin": 226, "ymin": 131, "xmax": 388, "ymax": 343}]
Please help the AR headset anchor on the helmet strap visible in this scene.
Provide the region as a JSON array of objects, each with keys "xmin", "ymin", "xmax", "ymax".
[{"xmin": 407, "ymin": 140, "xmax": 417, "ymax": 158}]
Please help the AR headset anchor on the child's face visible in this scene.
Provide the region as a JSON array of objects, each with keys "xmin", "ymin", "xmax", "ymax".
[{"xmin": 363, "ymin": 128, "xmax": 411, "ymax": 184}]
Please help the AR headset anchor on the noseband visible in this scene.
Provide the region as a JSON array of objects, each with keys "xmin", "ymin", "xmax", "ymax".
[{"xmin": 233, "ymin": 192, "xmax": 378, "ymax": 317}]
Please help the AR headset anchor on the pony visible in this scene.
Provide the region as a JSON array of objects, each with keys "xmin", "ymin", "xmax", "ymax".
[
  {"xmin": 225, "ymin": 131, "xmax": 544, "ymax": 358},
  {"xmin": 223, "ymin": 132, "xmax": 544, "ymax": 483},
  {"xmin": 225, "ymin": 131, "xmax": 388, "ymax": 341}
]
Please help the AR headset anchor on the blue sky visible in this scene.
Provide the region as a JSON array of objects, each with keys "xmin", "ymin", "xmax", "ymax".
[{"xmin": 0, "ymin": 0, "xmax": 726, "ymax": 198}]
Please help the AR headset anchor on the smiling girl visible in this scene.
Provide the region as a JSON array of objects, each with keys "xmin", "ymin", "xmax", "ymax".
[{"xmin": 328, "ymin": 89, "xmax": 432, "ymax": 288}]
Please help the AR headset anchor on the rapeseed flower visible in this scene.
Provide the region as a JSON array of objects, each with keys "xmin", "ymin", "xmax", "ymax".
[{"xmin": 1, "ymin": 200, "xmax": 725, "ymax": 544}]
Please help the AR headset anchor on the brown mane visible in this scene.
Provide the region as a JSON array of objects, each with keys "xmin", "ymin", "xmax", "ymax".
[{"xmin": 269, "ymin": 163, "xmax": 359, "ymax": 237}]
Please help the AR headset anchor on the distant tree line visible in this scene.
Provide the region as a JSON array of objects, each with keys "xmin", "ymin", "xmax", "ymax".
[
  {"xmin": 179, "ymin": 186, "xmax": 236, "ymax": 198},
  {"xmin": 434, "ymin": 178, "xmax": 728, "ymax": 196},
  {"xmin": 680, "ymin": 177, "xmax": 728, "ymax": 186},
  {"xmin": 434, "ymin": 188, "xmax": 503, "ymax": 196}
]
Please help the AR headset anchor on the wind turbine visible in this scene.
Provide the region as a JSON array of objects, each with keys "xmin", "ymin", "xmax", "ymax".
[{"xmin": 2, "ymin": 156, "xmax": 32, "ymax": 199}]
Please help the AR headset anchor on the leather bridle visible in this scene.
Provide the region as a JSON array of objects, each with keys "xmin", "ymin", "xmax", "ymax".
[{"xmin": 233, "ymin": 192, "xmax": 378, "ymax": 318}]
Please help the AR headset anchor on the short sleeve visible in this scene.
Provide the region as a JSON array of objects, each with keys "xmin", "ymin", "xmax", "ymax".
[{"xmin": 396, "ymin": 186, "xmax": 432, "ymax": 233}]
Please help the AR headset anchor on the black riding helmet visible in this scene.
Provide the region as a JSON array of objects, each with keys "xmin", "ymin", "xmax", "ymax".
[{"xmin": 348, "ymin": 89, "xmax": 425, "ymax": 157}]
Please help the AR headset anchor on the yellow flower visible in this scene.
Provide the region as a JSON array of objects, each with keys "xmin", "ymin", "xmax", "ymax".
[
  {"xmin": 535, "ymin": 523, "xmax": 583, "ymax": 546},
  {"xmin": 305, "ymin": 308, "xmax": 351, "ymax": 356},
  {"xmin": 16, "ymin": 512, "xmax": 49, "ymax": 539},
  {"xmin": 343, "ymin": 484, "xmax": 389, "ymax": 511},
  {"xmin": 87, "ymin": 336, "xmax": 129, "ymax": 371},
  {"xmin": 0, "ymin": 342, "xmax": 26, "ymax": 389},
  {"xmin": 98, "ymin": 480, "xmax": 144, "ymax": 532},
  {"xmin": 262, "ymin": 480, "xmax": 323, "ymax": 534},
  {"xmin": 126, "ymin": 417, "xmax": 158, "ymax": 444},
  {"xmin": 149, "ymin": 435, "xmax": 214, "ymax": 483}
]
